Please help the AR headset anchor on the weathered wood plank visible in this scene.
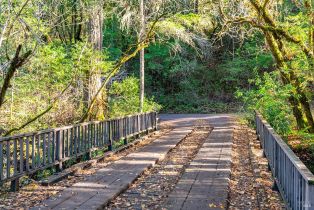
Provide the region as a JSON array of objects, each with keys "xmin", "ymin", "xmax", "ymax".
[
  {"xmin": 70, "ymin": 128, "xmax": 73, "ymax": 156},
  {"xmin": 47, "ymin": 133, "xmax": 51, "ymax": 164},
  {"xmin": 66, "ymin": 129, "xmax": 70, "ymax": 157},
  {"xmin": 42, "ymin": 134, "xmax": 46, "ymax": 165},
  {"xmin": 164, "ymin": 115, "xmax": 234, "ymax": 210},
  {"xmin": 26, "ymin": 137, "xmax": 29, "ymax": 171},
  {"xmin": 6, "ymin": 141, "xmax": 10, "ymax": 178},
  {"xmin": 31, "ymin": 136, "xmax": 35, "ymax": 170},
  {"xmin": 13, "ymin": 139, "xmax": 17, "ymax": 175},
  {"xmin": 0, "ymin": 142, "xmax": 3, "ymax": 180}
]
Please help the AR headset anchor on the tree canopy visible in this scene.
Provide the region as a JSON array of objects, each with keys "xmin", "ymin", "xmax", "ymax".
[{"xmin": 0, "ymin": 0, "xmax": 313, "ymax": 137}]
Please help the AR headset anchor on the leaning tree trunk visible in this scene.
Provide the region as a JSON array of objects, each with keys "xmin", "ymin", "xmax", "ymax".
[
  {"xmin": 248, "ymin": 0, "xmax": 314, "ymax": 132},
  {"xmin": 264, "ymin": 32, "xmax": 312, "ymax": 131}
]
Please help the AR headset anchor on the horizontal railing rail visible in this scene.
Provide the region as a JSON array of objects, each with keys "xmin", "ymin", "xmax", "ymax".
[
  {"xmin": 0, "ymin": 112, "xmax": 157, "ymax": 191},
  {"xmin": 255, "ymin": 112, "xmax": 314, "ymax": 210}
]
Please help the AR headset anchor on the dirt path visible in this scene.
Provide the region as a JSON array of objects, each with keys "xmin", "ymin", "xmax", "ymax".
[{"xmin": 228, "ymin": 125, "xmax": 285, "ymax": 209}]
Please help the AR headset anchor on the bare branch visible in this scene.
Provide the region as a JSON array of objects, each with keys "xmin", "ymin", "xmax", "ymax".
[{"xmin": 0, "ymin": 45, "xmax": 32, "ymax": 107}]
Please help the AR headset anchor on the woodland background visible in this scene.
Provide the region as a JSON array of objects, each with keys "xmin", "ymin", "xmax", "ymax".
[{"xmin": 0, "ymin": 0, "xmax": 314, "ymax": 169}]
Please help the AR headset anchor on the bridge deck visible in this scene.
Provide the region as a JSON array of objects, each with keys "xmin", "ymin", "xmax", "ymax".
[
  {"xmin": 33, "ymin": 127, "xmax": 193, "ymax": 210},
  {"xmin": 34, "ymin": 114, "xmax": 235, "ymax": 210},
  {"xmin": 164, "ymin": 116, "xmax": 233, "ymax": 209}
]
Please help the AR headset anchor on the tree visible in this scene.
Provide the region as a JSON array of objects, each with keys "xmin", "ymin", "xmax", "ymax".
[
  {"xmin": 220, "ymin": 0, "xmax": 314, "ymax": 133},
  {"xmin": 139, "ymin": 0, "xmax": 145, "ymax": 113},
  {"xmin": 87, "ymin": 0, "xmax": 106, "ymax": 120}
]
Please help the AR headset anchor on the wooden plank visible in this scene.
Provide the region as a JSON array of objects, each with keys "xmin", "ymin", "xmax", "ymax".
[
  {"xmin": 0, "ymin": 142, "xmax": 3, "ymax": 181},
  {"xmin": 19, "ymin": 138, "xmax": 23, "ymax": 174},
  {"xmin": 26, "ymin": 137, "xmax": 30, "ymax": 171},
  {"xmin": 32, "ymin": 136, "xmax": 35, "ymax": 170},
  {"xmin": 83, "ymin": 125, "xmax": 86, "ymax": 152},
  {"xmin": 52, "ymin": 132, "xmax": 56, "ymax": 163},
  {"xmin": 13, "ymin": 139, "xmax": 17, "ymax": 175},
  {"xmin": 104, "ymin": 122, "xmax": 108, "ymax": 146},
  {"xmin": 89, "ymin": 124, "xmax": 92, "ymax": 149},
  {"xmin": 80, "ymin": 125, "xmax": 83, "ymax": 152},
  {"xmin": 95, "ymin": 124, "xmax": 98, "ymax": 148},
  {"xmin": 47, "ymin": 132, "xmax": 51, "ymax": 164},
  {"xmin": 87, "ymin": 125, "xmax": 90, "ymax": 151},
  {"xmin": 108, "ymin": 121, "xmax": 112, "ymax": 151},
  {"xmin": 56, "ymin": 131, "xmax": 61, "ymax": 161},
  {"xmin": 42, "ymin": 134, "xmax": 46, "ymax": 165},
  {"xmin": 100, "ymin": 122, "xmax": 103, "ymax": 147},
  {"xmin": 81, "ymin": 125, "xmax": 84, "ymax": 151},
  {"xmin": 66, "ymin": 129, "xmax": 70, "ymax": 157},
  {"xmin": 6, "ymin": 141, "xmax": 10, "ymax": 178},
  {"xmin": 77, "ymin": 126, "xmax": 80, "ymax": 154},
  {"xmin": 96, "ymin": 123, "xmax": 99, "ymax": 147},
  {"xmin": 99, "ymin": 122, "xmax": 102, "ymax": 147},
  {"xmin": 37, "ymin": 135, "xmax": 40, "ymax": 167},
  {"xmin": 103, "ymin": 122, "xmax": 106, "ymax": 146},
  {"xmin": 62, "ymin": 130, "xmax": 65, "ymax": 158},
  {"xmin": 93, "ymin": 123, "xmax": 96, "ymax": 148},
  {"xmin": 118, "ymin": 119, "xmax": 120, "ymax": 139},
  {"xmin": 112, "ymin": 120, "xmax": 115, "ymax": 142},
  {"xmin": 98, "ymin": 123, "xmax": 101, "ymax": 147},
  {"xmin": 74, "ymin": 127, "xmax": 77, "ymax": 156},
  {"xmin": 70, "ymin": 128, "xmax": 73, "ymax": 156}
]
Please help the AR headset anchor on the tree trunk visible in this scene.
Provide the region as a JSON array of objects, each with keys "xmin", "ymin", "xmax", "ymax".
[
  {"xmin": 87, "ymin": 1, "xmax": 105, "ymax": 120},
  {"xmin": 0, "ymin": 45, "xmax": 32, "ymax": 108},
  {"xmin": 139, "ymin": 0, "xmax": 145, "ymax": 113},
  {"xmin": 248, "ymin": 0, "xmax": 314, "ymax": 132},
  {"xmin": 264, "ymin": 32, "xmax": 312, "ymax": 131}
]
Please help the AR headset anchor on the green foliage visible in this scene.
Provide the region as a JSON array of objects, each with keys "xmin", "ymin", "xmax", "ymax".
[
  {"xmin": 108, "ymin": 77, "xmax": 161, "ymax": 118},
  {"xmin": 154, "ymin": 13, "xmax": 215, "ymax": 51},
  {"xmin": 288, "ymin": 131, "xmax": 314, "ymax": 173},
  {"xmin": 237, "ymin": 72, "xmax": 294, "ymax": 135},
  {"xmin": 0, "ymin": 41, "xmax": 113, "ymax": 134},
  {"xmin": 136, "ymin": 35, "xmax": 271, "ymax": 114}
]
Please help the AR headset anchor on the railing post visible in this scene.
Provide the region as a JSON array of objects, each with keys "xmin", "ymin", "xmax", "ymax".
[
  {"xmin": 10, "ymin": 178, "xmax": 19, "ymax": 192},
  {"xmin": 154, "ymin": 112, "xmax": 158, "ymax": 131},
  {"xmin": 108, "ymin": 120, "xmax": 113, "ymax": 151},
  {"xmin": 136, "ymin": 114, "xmax": 140, "ymax": 138},
  {"xmin": 123, "ymin": 118, "xmax": 128, "ymax": 145},
  {"xmin": 144, "ymin": 113, "xmax": 148, "ymax": 134},
  {"xmin": 56, "ymin": 130, "xmax": 62, "ymax": 171},
  {"xmin": 304, "ymin": 183, "xmax": 314, "ymax": 209},
  {"xmin": 137, "ymin": 114, "xmax": 140, "ymax": 135}
]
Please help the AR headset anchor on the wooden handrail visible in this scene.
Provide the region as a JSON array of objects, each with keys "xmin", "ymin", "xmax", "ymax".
[
  {"xmin": 0, "ymin": 112, "xmax": 158, "ymax": 191},
  {"xmin": 255, "ymin": 111, "xmax": 314, "ymax": 209}
]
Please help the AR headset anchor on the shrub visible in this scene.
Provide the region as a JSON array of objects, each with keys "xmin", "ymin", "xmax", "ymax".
[
  {"xmin": 108, "ymin": 77, "xmax": 161, "ymax": 118},
  {"xmin": 236, "ymin": 72, "xmax": 294, "ymax": 135}
]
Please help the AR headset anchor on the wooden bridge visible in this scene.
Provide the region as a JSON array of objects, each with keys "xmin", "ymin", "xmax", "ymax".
[{"xmin": 0, "ymin": 113, "xmax": 314, "ymax": 209}]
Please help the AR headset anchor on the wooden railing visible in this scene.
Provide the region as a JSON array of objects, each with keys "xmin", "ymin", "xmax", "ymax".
[
  {"xmin": 255, "ymin": 112, "xmax": 314, "ymax": 210},
  {"xmin": 0, "ymin": 112, "xmax": 157, "ymax": 191}
]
